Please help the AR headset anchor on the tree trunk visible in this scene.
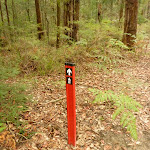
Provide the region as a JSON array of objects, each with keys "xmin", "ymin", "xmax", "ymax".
[
  {"xmin": 119, "ymin": 0, "xmax": 124, "ymax": 21},
  {"xmin": 35, "ymin": 0, "xmax": 44, "ymax": 40},
  {"xmin": 12, "ymin": 0, "xmax": 17, "ymax": 26},
  {"xmin": 64, "ymin": 0, "xmax": 80, "ymax": 42},
  {"xmin": 41, "ymin": 0, "xmax": 45, "ymax": 31},
  {"xmin": 5, "ymin": 0, "xmax": 10, "ymax": 26},
  {"xmin": 98, "ymin": 2, "xmax": 102, "ymax": 23},
  {"xmin": 68, "ymin": 0, "xmax": 74, "ymax": 39},
  {"xmin": 56, "ymin": 0, "xmax": 60, "ymax": 48},
  {"xmin": 26, "ymin": 0, "xmax": 30, "ymax": 22},
  {"xmin": 63, "ymin": 0, "xmax": 73, "ymax": 40},
  {"xmin": 0, "ymin": 0, "xmax": 4, "ymax": 24},
  {"xmin": 43, "ymin": 0, "xmax": 50, "ymax": 44},
  {"xmin": 44, "ymin": 0, "xmax": 49, "ymax": 43},
  {"xmin": 147, "ymin": 1, "xmax": 150, "ymax": 19},
  {"xmin": 72, "ymin": 0, "xmax": 80, "ymax": 41},
  {"xmin": 64, "ymin": 1, "xmax": 69, "ymax": 36},
  {"xmin": 123, "ymin": 0, "xmax": 138, "ymax": 48},
  {"xmin": 0, "ymin": 0, "xmax": 4, "ymax": 37}
]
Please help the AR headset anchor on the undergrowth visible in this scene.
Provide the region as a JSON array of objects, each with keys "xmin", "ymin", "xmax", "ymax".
[
  {"xmin": 0, "ymin": 55, "xmax": 28, "ymax": 126},
  {"xmin": 89, "ymin": 89, "xmax": 142, "ymax": 140},
  {"xmin": 0, "ymin": 83, "xmax": 28, "ymax": 126},
  {"xmin": 1, "ymin": 18, "xmax": 148, "ymax": 76}
]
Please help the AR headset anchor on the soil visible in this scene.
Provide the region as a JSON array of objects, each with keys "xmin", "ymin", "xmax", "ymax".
[{"xmin": 1, "ymin": 42, "xmax": 150, "ymax": 150}]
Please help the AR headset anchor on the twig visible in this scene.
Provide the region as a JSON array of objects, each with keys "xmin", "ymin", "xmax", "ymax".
[
  {"xmin": 49, "ymin": 92, "xmax": 86, "ymax": 103},
  {"xmin": 142, "ymin": 61, "xmax": 150, "ymax": 68},
  {"xmin": 49, "ymin": 96, "xmax": 66, "ymax": 103},
  {"xmin": 6, "ymin": 121, "xmax": 16, "ymax": 142},
  {"xmin": 16, "ymin": 133, "xmax": 29, "ymax": 141}
]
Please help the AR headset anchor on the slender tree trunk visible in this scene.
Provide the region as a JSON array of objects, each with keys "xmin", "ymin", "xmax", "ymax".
[
  {"xmin": 46, "ymin": 18, "xmax": 50, "ymax": 44},
  {"xmin": 72, "ymin": 0, "xmax": 80, "ymax": 41},
  {"xmin": 56, "ymin": 0, "xmax": 60, "ymax": 48},
  {"xmin": 97, "ymin": 2, "xmax": 102, "ymax": 23},
  {"xmin": 51, "ymin": 6, "xmax": 56, "ymax": 25},
  {"xmin": 0, "ymin": 0, "xmax": 4, "ymax": 37},
  {"xmin": 64, "ymin": 2, "xmax": 67, "ymax": 27},
  {"xmin": 147, "ymin": 1, "xmax": 150, "ymax": 19},
  {"xmin": 41, "ymin": 0, "xmax": 45, "ymax": 31},
  {"xmin": 64, "ymin": 0, "xmax": 73, "ymax": 40},
  {"xmin": 35, "ymin": 0, "xmax": 44, "ymax": 40},
  {"xmin": 5, "ymin": 0, "xmax": 10, "ymax": 26},
  {"xmin": 123, "ymin": 0, "xmax": 138, "ymax": 48},
  {"xmin": 26, "ymin": 0, "xmax": 30, "ymax": 22},
  {"xmin": 43, "ymin": 0, "xmax": 46, "ymax": 31},
  {"xmin": 68, "ymin": 0, "xmax": 74, "ymax": 39},
  {"xmin": 64, "ymin": 0, "xmax": 80, "ymax": 42},
  {"xmin": 12, "ymin": 0, "xmax": 17, "ymax": 26},
  {"xmin": 44, "ymin": 0, "xmax": 49, "ymax": 43},
  {"xmin": 43, "ymin": 0, "xmax": 50, "ymax": 44},
  {"xmin": 64, "ymin": 1, "xmax": 69, "ymax": 36},
  {"xmin": 0, "ymin": 0, "xmax": 4, "ymax": 25},
  {"xmin": 119, "ymin": 0, "xmax": 124, "ymax": 21}
]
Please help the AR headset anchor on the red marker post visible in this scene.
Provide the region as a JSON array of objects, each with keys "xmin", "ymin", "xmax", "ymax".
[{"xmin": 65, "ymin": 62, "xmax": 76, "ymax": 146}]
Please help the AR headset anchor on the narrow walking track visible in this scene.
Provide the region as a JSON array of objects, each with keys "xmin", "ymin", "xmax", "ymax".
[{"xmin": 16, "ymin": 42, "xmax": 150, "ymax": 150}]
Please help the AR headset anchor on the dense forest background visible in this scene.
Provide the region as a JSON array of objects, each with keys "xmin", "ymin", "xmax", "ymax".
[
  {"xmin": 0, "ymin": 0, "xmax": 149, "ymax": 76},
  {"xmin": 0, "ymin": 0, "xmax": 150, "ymax": 149},
  {"xmin": 0, "ymin": 0, "xmax": 150, "ymax": 48}
]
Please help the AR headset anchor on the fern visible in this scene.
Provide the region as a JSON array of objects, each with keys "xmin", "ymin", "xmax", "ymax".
[{"xmin": 89, "ymin": 88, "xmax": 142, "ymax": 140}]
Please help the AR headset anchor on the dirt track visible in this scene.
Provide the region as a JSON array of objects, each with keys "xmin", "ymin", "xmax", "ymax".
[{"xmin": 16, "ymin": 46, "xmax": 150, "ymax": 150}]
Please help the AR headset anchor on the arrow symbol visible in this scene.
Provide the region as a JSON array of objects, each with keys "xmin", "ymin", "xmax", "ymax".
[
  {"xmin": 68, "ymin": 78, "xmax": 71, "ymax": 84},
  {"xmin": 67, "ymin": 68, "xmax": 72, "ymax": 76}
]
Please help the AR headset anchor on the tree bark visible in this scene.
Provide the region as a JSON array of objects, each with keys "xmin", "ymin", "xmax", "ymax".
[
  {"xmin": 72, "ymin": 0, "xmax": 80, "ymax": 41},
  {"xmin": 56, "ymin": 0, "xmax": 60, "ymax": 48},
  {"xmin": 123, "ymin": 0, "xmax": 138, "ymax": 48},
  {"xmin": 64, "ymin": 1, "xmax": 69, "ymax": 36},
  {"xmin": 119, "ymin": 0, "xmax": 124, "ymax": 21},
  {"xmin": 35, "ymin": 0, "xmax": 44, "ymax": 40},
  {"xmin": 68, "ymin": 0, "xmax": 74, "ymax": 39},
  {"xmin": 0, "ymin": 0, "xmax": 4, "ymax": 24},
  {"xmin": 63, "ymin": 0, "xmax": 73, "ymax": 40},
  {"xmin": 12, "ymin": 0, "xmax": 17, "ymax": 26},
  {"xmin": 64, "ymin": 0, "xmax": 80, "ymax": 42},
  {"xmin": 147, "ymin": 1, "xmax": 150, "ymax": 19},
  {"xmin": 5, "ymin": 0, "xmax": 10, "ymax": 26},
  {"xmin": 98, "ymin": 2, "xmax": 102, "ymax": 23},
  {"xmin": 26, "ymin": 0, "xmax": 30, "ymax": 22},
  {"xmin": 41, "ymin": 0, "xmax": 45, "ymax": 31}
]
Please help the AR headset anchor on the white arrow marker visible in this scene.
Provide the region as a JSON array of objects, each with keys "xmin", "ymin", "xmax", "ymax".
[
  {"xmin": 67, "ymin": 69, "xmax": 72, "ymax": 76},
  {"xmin": 68, "ymin": 78, "xmax": 71, "ymax": 84}
]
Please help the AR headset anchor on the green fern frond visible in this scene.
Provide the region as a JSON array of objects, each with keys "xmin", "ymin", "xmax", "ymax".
[
  {"xmin": 112, "ymin": 106, "xmax": 124, "ymax": 120},
  {"xmin": 89, "ymin": 88, "xmax": 142, "ymax": 140},
  {"xmin": 120, "ymin": 113, "xmax": 128, "ymax": 125}
]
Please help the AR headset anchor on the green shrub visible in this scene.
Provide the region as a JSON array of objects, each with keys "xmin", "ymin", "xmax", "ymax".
[
  {"xmin": 0, "ymin": 56, "xmax": 28, "ymax": 126},
  {"xmin": 0, "ymin": 56, "xmax": 20, "ymax": 79}
]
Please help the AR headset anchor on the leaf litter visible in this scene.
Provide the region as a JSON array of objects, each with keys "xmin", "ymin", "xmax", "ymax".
[{"xmin": 1, "ymin": 44, "xmax": 150, "ymax": 150}]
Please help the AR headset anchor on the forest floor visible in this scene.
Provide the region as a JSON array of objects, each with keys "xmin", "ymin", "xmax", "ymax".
[{"xmin": 1, "ymin": 41, "xmax": 150, "ymax": 150}]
